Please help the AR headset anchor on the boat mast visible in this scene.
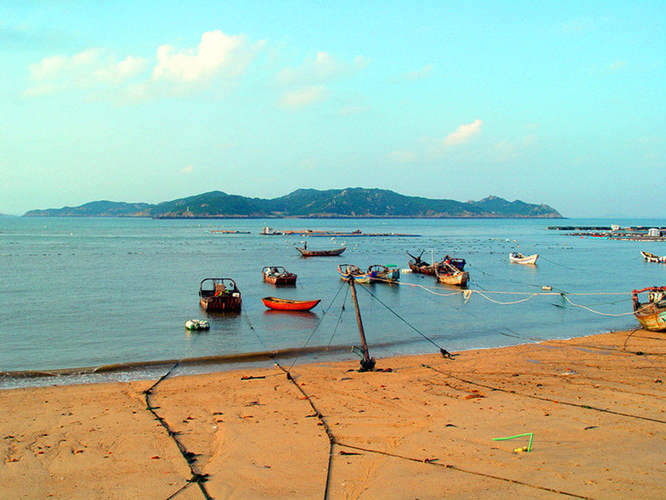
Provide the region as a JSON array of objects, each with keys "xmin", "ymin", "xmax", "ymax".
[{"xmin": 346, "ymin": 277, "xmax": 376, "ymax": 372}]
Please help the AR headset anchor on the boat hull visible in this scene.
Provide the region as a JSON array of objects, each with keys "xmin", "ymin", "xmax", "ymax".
[
  {"xmin": 633, "ymin": 287, "xmax": 666, "ymax": 331},
  {"xmin": 510, "ymin": 253, "xmax": 539, "ymax": 265},
  {"xmin": 262, "ymin": 297, "xmax": 321, "ymax": 311},
  {"xmin": 436, "ymin": 270, "xmax": 469, "ymax": 287},
  {"xmin": 297, "ymin": 247, "xmax": 346, "ymax": 257},
  {"xmin": 641, "ymin": 251, "xmax": 666, "ymax": 263},
  {"xmin": 200, "ymin": 295, "xmax": 242, "ymax": 312}
]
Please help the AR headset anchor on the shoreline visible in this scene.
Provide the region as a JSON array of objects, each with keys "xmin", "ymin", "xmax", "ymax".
[{"xmin": 1, "ymin": 329, "xmax": 664, "ymax": 499}]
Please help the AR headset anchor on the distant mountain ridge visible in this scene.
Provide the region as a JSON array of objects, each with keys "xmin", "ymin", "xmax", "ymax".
[{"xmin": 24, "ymin": 188, "xmax": 563, "ymax": 218}]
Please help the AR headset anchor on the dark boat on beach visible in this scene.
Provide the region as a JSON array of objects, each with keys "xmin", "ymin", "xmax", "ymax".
[
  {"xmin": 297, "ymin": 246, "xmax": 346, "ymax": 257},
  {"xmin": 262, "ymin": 266, "xmax": 297, "ymax": 285},
  {"xmin": 632, "ymin": 286, "xmax": 666, "ymax": 331},
  {"xmin": 199, "ymin": 278, "xmax": 242, "ymax": 312}
]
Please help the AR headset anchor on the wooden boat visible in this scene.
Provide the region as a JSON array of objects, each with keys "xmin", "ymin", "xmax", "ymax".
[
  {"xmin": 641, "ymin": 251, "xmax": 666, "ymax": 263},
  {"xmin": 262, "ymin": 266, "xmax": 297, "ymax": 285},
  {"xmin": 297, "ymin": 246, "xmax": 346, "ymax": 257},
  {"xmin": 338, "ymin": 264, "xmax": 370, "ymax": 283},
  {"xmin": 632, "ymin": 287, "xmax": 666, "ymax": 331},
  {"xmin": 406, "ymin": 251, "xmax": 441, "ymax": 275},
  {"xmin": 199, "ymin": 278, "xmax": 242, "ymax": 312},
  {"xmin": 435, "ymin": 258, "xmax": 469, "ymax": 287},
  {"xmin": 509, "ymin": 252, "xmax": 539, "ymax": 265},
  {"xmin": 262, "ymin": 296, "xmax": 321, "ymax": 311},
  {"xmin": 367, "ymin": 265, "xmax": 400, "ymax": 283}
]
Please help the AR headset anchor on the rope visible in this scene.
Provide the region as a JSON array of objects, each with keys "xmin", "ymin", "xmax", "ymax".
[
  {"xmin": 286, "ymin": 280, "xmax": 348, "ymax": 371},
  {"xmin": 273, "ymin": 364, "xmax": 337, "ymax": 500},
  {"xmin": 334, "ymin": 442, "xmax": 596, "ymax": 499},
  {"xmin": 143, "ymin": 362, "xmax": 214, "ymax": 500},
  {"xmin": 422, "ymin": 364, "xmax": 666, "ymax": 425},
  {"xmin": 326, "ymin": 285, "xmax": 350, "ymax": 350},
  {"xmin": 356, "ymin": 283, "xmax": 451, "ymax": 354},
  {"xmin": 560, "ymin": 295, "xmax": 637, "ymax": 317}
]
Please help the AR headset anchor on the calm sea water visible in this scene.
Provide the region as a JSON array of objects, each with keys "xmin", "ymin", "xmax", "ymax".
[{"xmin": 1, "ymin": 216, "xmax": 665, "ymax": 386}]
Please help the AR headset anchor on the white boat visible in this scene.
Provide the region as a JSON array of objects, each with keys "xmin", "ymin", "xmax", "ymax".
[
  {"xmin": 641, "ymin": 251, "xmax": 666, "ymax": 264},
  {"xmin": 509, "ymin": 252, "xmax": 538, "ymax": 265}
]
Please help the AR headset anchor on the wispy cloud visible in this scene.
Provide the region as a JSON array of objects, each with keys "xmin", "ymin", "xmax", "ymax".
[
  {"xmin": 279, "ymin": 86, "xmax": 328, "ymax": 108},
  {"xmin": 387, "ymin": 119, "xmax": 485, "ymax": 163},
  {"xmin": 276, "ymin": 51, "xmax": 367, "ymax": 109},
  {"xmin": 608, "ymin": 60, "xmax": 627, "ymax": 73},
  {"xmin": 443, "ymin": 119, "xmax": 483, "ymax": 146},
  {"xmin": 278, "ymin": 51, "xmax": 367, "ymax": 86},
  {"xmin": 25, "ymin": 48, "xmax": 147, "ymax": 96}
]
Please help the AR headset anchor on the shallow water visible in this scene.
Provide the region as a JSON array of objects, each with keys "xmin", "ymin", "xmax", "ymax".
[{"xmin": 1, "ymin": 216, "xmax": 665, "ymax": 385}]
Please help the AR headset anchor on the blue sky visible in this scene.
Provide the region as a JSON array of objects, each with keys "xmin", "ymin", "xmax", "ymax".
[{"xmin": 1, "ymin": 1, "xmax": 663, "ymax": 217}]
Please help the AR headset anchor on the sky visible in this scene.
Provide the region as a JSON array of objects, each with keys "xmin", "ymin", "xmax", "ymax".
[{"xmin": 1, "ymin": 1, "xmax": 663, "ymax": 217}]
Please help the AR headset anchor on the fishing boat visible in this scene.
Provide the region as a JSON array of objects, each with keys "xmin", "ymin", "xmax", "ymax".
[
  {"xmin": 262, "ymin": 266, "xmax": 297, "ymax": 285},
  {"xmin": 509, "ymin": 252, "xmax": 539, "ymax": 265},
  {"xmin": 406, "ymin": 250, "xmax": 441, "ymax": 275},
  {"xmin": 262, "ymin": 296, "xmax": 321, "ymax": 311},
  {"xmin": 641, "ymin": 251, "xmax": 666, "ymax": 263},
  {"xmin": 632, "ymin": 287, "xmax": 666, "ymax": 331},
  {"xmin": 199, "ymin": 278, "xmax": 242, "ymax": 312},
  {"xmin": 338, "ymin": 264, "xmax": 370, "ymax": 283},
  {"xmin": 435, "ymin": 258, "xmax": 469, "ymax": 287},
  {"xmin": 297, "ymin": 246, "xmax": 346, "ymax": 257},
  {"xmin": 367, "ymin": 264, "xmax": 400, "ymax": 283}
]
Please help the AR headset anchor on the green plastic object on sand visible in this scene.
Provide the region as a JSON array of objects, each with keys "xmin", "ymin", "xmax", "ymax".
[{"xmin": 493, "ymin": 432, "xmax": 534, "ymax": 452}]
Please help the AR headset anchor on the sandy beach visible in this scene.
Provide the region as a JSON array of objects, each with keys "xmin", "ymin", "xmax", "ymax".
[{"xmin": 1, "ymin": 330, "xmax": 664, "ymax": 499}]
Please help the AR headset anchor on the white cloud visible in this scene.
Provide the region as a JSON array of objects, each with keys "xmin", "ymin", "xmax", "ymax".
[
  {"xmin": 278, "ymin": 51, "xmax": 367, "ymax": 85},
  {"xmin": 24, "ymin": 29, "xmax": 263, "ymax": 101},
  {"xmin": 25, "ymin": 48, "xmax": 147, "ymax": 96},
  {"xmin": 29, "ymin": 55, "xmax": 68, "ymax": 80},
  {"xmin": 153, "ymin": 30, "xmax": 262, "ymax": 82},
  {"xmin": 279, "ymin": 86, "xmax": 328, "ymax": 108},
  {"xmin": 95, "ymin": 56, "xmax": 147, "ymax": 83},
  {"xmin": 182, "ymin": 165, "xmax": 194, "ymax": 174},
  {"xmin": 444, "ymin": 119, "xmax": 483, "ymax": 147}
]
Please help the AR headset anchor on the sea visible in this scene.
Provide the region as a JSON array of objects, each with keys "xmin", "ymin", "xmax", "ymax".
[{"xmin": 1, "ymin": 216, "xmax": 665, "ymax": 388}]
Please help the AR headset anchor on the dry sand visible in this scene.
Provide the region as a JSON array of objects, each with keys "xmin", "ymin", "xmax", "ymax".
[{"xmin": 1, "ymin": 330, "xmax": 664, "ymax": 499}]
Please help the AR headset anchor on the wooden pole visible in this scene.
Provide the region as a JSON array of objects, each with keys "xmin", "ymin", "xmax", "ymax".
[{"xmin": 347, "ymin": 277, "xmax": 375, "ymax": 371}]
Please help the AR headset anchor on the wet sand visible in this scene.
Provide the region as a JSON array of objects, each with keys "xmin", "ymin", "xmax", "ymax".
[{"xmin": 1, "ymin": 330, "xmax": 664, "ymax": 499}]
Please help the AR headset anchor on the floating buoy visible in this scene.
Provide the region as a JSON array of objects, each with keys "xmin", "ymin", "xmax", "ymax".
[{"xmin": 185, "ymin": 319, "xmax": 210, "ymax": 331}]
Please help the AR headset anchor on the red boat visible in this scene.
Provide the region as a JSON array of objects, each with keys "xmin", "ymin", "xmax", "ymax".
[{"xmin": 261, "ymin": 296, "xmax": 321, "ymax": 311}]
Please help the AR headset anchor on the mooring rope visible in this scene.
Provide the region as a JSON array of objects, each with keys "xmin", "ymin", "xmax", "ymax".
[
  {"xmin": 422, "ymin": 364, "xmax": 666, "ymax": 425},
  {"xmin": 143, "ymin": 361, "xmax": 214, "ymax": 500},
  {"xmin": 286, "ymin": 280, "xmax": 348, "ymax": 371},
  {"xmin": 356, "ymin": 283, "xmax": 454, "ymax": 357}
]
